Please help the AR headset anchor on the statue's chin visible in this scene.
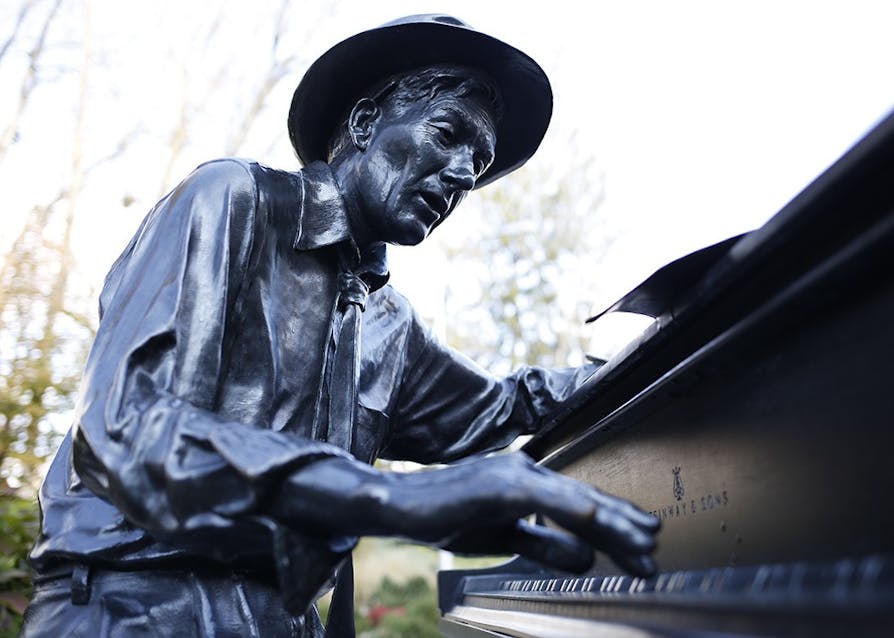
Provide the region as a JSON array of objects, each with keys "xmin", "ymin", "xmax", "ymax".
[{"xmin": 386, "ymin": 219, "xmax": 432, "ymax": 247}]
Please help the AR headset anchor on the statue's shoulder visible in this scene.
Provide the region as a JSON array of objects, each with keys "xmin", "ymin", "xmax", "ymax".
[
  {"xmin": 186, "ymin": 156, "xmax": 301, "ymax": 191},
  {"xmin": 177, "ymin": 158, "xmax": 300, "ymax": 215},
  {"xmin": 188, "ymin": 157, "xmax": 263, "ymax": 189}
]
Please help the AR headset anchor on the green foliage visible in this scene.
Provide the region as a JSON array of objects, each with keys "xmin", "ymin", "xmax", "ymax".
[
  {"xmin": 0, "ymin": 211, "xmax": 94, "ymax": 493},
  {"xmin": 317, "ymin": 575, "xmax": 440, "ymax": 638},
  {"xmin": 366, "ymin": 576, "xmax": 440, "ymax": 638},
  {"xmin": 368, "ymin": 575, "xmax": 430, "ymax": 608},
  {"xmin": 0, "ymin": 494, "xmax": 39, "ymax": 637},
  {"xmin": 376, "ymin": 597, "xmax": 440, "ymax": 638},
  {"xmin": 316, "ymin": 593, "xmax": 373, "ymax": 635}
]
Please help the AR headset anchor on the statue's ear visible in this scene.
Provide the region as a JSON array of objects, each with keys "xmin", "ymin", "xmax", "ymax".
[{"xmin": 348, "ymin": 98, "xmax": 380, "ymax": 151}]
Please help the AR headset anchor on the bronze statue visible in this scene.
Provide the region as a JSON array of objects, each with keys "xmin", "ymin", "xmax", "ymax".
[{"xmin": 21, "ymin": 15, "xmax": 659, "ymax": 637}]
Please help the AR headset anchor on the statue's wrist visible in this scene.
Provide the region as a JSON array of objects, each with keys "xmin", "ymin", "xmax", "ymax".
[{"xmin": 269, "ymin": 456, "xmax": 387, "ymax": 534}]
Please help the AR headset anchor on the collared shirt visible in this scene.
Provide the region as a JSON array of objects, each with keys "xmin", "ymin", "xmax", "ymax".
[{"xmin": 31, "ymin": 158, "xmax": 596, "ymax": 612}]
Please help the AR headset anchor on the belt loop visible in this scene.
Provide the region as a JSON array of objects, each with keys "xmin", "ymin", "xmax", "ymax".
[{"xmin": 71, "ymin": 563, "xmax": 91, "ymax": 605}]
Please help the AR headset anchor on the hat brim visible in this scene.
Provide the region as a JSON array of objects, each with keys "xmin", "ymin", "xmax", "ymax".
[{"xmin": 288, "ymin": 20, "xmax": 552, "ymax": 188}]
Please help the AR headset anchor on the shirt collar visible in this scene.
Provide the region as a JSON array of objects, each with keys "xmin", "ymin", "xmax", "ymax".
[{"xmin": 294, "ymin": 161, "xmax": 390, "ymax": 292}]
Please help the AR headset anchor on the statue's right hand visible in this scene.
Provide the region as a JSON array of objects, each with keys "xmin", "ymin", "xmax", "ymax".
[{"xmin": 388, "ymin": 452, "xmax": 660, "ymax": 576}]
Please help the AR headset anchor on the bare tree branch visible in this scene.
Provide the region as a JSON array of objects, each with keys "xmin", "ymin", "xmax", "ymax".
[
  {"xmin": 0, "ymin": 0, "xmax": 63, "ymax": 163},
  {"xmin": 158, "ymin": 64, "xmax": 190, "ymax": 197},
  {"xmin": 0, "ymin": 0, "xmax": 37, "ymax": 65},
  {"xmin": 84, "ymin": 126, "xmax": 138, "ymax": 174},
  {"xmin": 155, "ymin": 9, "xmax": 229, "ymax": 196},
  {"xmin": 224, "ymin": 0, "xmax": 296, "ymax": 155},
  {"xmin": 20, "ymin": 0, "xmax": 91, "ymax": 460},
  {"xmin": 224, "ymin": 61, "xmax": 294, "ymax": 156}
]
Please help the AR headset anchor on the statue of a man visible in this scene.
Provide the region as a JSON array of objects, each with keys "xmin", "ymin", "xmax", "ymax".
[{"xmin": 22, "ymin": 15, "xmax": 659, "ymax": 637}]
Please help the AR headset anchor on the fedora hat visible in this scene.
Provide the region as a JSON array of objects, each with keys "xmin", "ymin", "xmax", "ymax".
[{"xmin": 288, "ymin": 14, "xmax": 552, "ymax": 188}]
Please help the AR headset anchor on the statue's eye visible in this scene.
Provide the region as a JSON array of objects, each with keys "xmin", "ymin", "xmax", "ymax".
[{"xmin": 433, "ymin": 123, "xmax": 455, "ymax": 145}]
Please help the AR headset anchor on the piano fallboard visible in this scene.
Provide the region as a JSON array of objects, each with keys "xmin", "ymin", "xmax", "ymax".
[{"xmin": 549, "ymin": 242, "xmax": 894, "ymax": 572}]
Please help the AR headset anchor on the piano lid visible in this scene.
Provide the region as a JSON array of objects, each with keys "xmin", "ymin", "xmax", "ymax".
[{"xmin": 586, "ymin": 233, "xmax": 748, "ymax": 323}]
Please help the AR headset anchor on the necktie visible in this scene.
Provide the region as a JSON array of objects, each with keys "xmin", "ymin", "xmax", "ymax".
[
  {"xmin": 325, "ymin": 270, "xmax": 369, "ymax": 452},
  {"xmin": 323, "ymin": 266, "xmax": 368, "ymax": 638}
]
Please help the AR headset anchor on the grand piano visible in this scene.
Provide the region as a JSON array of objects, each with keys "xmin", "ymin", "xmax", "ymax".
[{"xmin": 438, "ymin": 110, "xmax": 894, "ymax": 637}]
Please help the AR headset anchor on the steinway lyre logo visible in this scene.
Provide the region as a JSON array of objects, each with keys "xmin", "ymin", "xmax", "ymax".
[{"xmin": 672, "ymin": 466, "xmax": 684, "ymax": 501}]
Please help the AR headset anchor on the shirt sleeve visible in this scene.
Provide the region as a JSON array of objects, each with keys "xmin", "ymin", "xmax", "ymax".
[
  {"xmin": 70, "ymin": 160, "xmax": 350, "ymax": 563},
  {"xmin": 381, "ymin": 306, "xmax": 599, "ymax": 464}
]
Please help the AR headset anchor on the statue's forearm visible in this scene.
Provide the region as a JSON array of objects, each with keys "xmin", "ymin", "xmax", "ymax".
[{"xmin": 269, "ymin": 456, "xmax": 494, "ymax": 540}]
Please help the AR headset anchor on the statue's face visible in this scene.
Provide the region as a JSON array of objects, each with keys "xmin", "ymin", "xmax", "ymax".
[{"xmin": 351, "ymin": 94, "xmax": 496, "ymax": 245}]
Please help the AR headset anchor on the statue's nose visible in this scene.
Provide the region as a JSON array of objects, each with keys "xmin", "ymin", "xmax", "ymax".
[{"xmin": 440, "ymin": 155, "xmax": 476, "ymax": 191}]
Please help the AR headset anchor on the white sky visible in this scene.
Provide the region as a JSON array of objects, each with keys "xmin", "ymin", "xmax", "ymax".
[{"xmin": 2, "ymin": 0, "xmax": 893, "ymax": 358}]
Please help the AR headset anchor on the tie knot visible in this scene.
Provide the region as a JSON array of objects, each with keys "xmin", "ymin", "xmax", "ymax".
[{"xmin": 338, "ymin": 272, "xmax": 369, "ymax": 311}]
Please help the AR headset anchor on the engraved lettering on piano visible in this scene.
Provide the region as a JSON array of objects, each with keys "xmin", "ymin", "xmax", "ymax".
[{"xmin": 645, "ymin": 465, "xmax": 729, "ymax": 521}]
